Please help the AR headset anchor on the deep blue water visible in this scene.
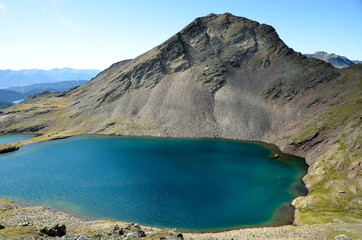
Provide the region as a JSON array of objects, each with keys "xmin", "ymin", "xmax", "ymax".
[
  {"xmin": 0, "ymin": 134, "xmax": 35, "ymax": 144},
  {"xmin": 0, "ymin": 135, "xmax": 307, "ymax": 231}
]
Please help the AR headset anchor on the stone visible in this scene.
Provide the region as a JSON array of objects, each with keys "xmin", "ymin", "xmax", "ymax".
[
  {"xmin": 348, "ymin": 160, "xmax": 361, "ymax": 179},
  {"xmin": 112, "ymin": 224, "xmax": 124, "ymax": 235},
  {"xmin": 335, "ymin": 234, "xmax": 352, "ymax": 240},
  {"xmin": 272, "ymin": 153, "xmax": 280, "ymax": 158},
  {"xmin": 348, "ymin": 185, "xmax": 357, "ymax": 194},
  {"xmin": 126, "ymin": 232, "xmax": 137, "ymax": 238},
  {"xmin": 138, "ymin": 229, "xmax": 146, "ymax": 237},
  {"xmin": 75, "ymin": 235, "xmax": 90, "ymax": 240},
  {"xmin": 18, "ymin": 221, "xmax": 32, "ymax": 226},
  {"xmin": 0, "ymin": 224, "xmax": 4, "ymax": 229},
  {"xmin": 40, "ymin": 224, "xmax": 66, "ymax": 237},
  {"xmin": 113, "ymin": 224, "xmax": 120, "ymax": 231}
]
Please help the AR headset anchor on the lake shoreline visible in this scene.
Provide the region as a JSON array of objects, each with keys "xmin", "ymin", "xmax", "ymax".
[{"xmin": 0, "ymin": 198, "xmax": 327, "ymax": 239}]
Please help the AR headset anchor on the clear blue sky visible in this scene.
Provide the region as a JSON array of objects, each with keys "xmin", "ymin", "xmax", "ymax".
[{"xmin": 0, "ymin": 0, "xmax": 361, "ymax": 70}]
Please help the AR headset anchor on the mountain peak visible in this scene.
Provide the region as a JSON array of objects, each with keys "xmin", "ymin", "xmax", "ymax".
[
  {"xmin": 99, "ymin": 13, "xmax": 289, "ymax": 95},
  {"xmin": 305, "ymin": 51, "xmax": 361, "ymax": 68},
  {"xmin": 315, "ymin": 51, "xmax": 328, "ymax": 54}
]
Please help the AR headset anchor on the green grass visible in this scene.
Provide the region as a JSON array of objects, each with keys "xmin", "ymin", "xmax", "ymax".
[
  {"xmin": 290, "ymin": 70, "xmax": 362, "ymax": 229},
  {"xmin": 0, "ymin": 226, "xmax": 39, "ymax": 239}
]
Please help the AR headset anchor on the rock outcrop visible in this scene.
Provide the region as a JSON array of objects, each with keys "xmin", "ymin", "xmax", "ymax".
[
  {"xmin": 0, "ymin": 143, "xmax": 21, "ymax": 154},
  {"xmin": 0, "ymin": 13, "xmax": 361, "ymax": 238},
  {"xmin": 40, "ymin": 224, "xmax": 66, "ymax": 237}
]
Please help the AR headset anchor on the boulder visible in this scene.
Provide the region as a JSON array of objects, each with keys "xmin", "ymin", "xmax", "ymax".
[
  {"xmin": 123, "ymin": 223, "xmax": 146, "ymax": 238},
  {"xmin": 335, "ymin": 234, "xmax": 352, "ymax": 240},
  {"xmin": 40, "ymin": 224, "xmax": 66, "ymax": 237},
  {"xmin": 18, "ymin": 221, "xmax": 32, "ymax": 226},
  {"xmin": 113, "ymin": 224, "xmax": 124, "ymax": 235}
]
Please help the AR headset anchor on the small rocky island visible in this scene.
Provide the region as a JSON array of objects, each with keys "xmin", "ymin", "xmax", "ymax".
[{"xmin": 0, "ymin": 13, "xmax": 361, "ymax": 239}]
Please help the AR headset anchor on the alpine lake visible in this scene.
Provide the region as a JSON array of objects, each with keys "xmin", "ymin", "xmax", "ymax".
[{"xmin": 0, "ymin": 134, "xmax": 307, "ymax": 232}]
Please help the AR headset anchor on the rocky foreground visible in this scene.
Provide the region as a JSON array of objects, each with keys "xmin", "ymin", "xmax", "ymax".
[{"xmin": 1, "ymin": 199, "xmax": 355, "ymax": 240}]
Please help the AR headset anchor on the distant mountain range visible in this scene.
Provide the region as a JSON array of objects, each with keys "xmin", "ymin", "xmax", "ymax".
[
  {"xmin": 0, "ymin": 68, "xmax": 101, "ymax": 88},
  {"xmin": 7, "ymin": 80, "xmax": 88, "ymax": 94},
  {"xmin": 0, "ymin": 102, "xmax": 12, "ymax": 109},
  {"xmin": 305, "ymin": 51, "xmax": 362, "ymax": 68},
  {"xmin": 0, "ymin": 80, "xmax": 88, "ymax": 108}
]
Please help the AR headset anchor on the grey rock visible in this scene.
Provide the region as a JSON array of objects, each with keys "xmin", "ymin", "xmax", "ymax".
[
  {"xmin": 335, "ymin": 234, "xmax": 352, "ymax": 240},
  {"xmin": 126, "ymin": 232, "xmax": 137, "ymax": 238},
  {"xmin": 75, "ymin": 235, "xmax": 91, "ymax": 240},
  {"xmin": 113, "ymin": 224, "xmax": 121, "ymax": 231},
  {"xmin": 137, "ymin": 229, "xmax": 146, "ymax": 237},
  {"xmin": 113, "ymin": 224, "xmax": 124, "ymax": 235},
  {"xmin": 18, "ymin": 221, "xmax": 32, "ymax": 226},
  {"xmin": 348, "ymin": 160, "xmax": 361, "ymax": 179},
  {"xmin": 40, "ymin": 224, "xmax": 66, "ymax": 237}
]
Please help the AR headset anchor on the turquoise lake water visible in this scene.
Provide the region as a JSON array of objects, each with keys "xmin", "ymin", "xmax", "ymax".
[
  {"xmin": 0, "ymin": 134, "xmax": 35, "ymax": 144},
  {"xmin": 0, "ymin": 135, "xmax": 307, "ymax": 231}
]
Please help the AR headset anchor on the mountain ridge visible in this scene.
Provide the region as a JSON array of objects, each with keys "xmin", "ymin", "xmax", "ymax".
[{"xmin": 305, "ymin": 51, "xmax": 362, "ymax": 68}]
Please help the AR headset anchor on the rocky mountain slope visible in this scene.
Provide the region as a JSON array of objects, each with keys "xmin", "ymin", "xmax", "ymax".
[
  {"xmin": 0, "ymin": 13, "xmax": 361, "ymax": 239},
  {"xmin": 305, "ymin": 51, "xmax": 362, "ymax": 68}
]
